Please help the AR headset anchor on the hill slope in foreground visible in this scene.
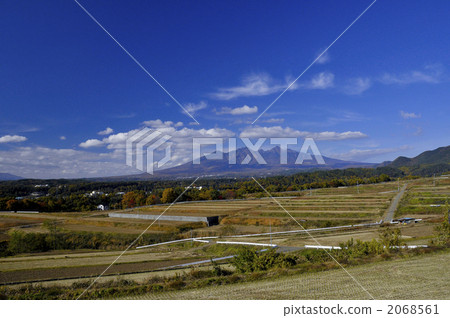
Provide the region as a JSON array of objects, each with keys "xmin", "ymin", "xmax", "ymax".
[{"xmin": 129, "ymin": 251, "xmax": 450, "ymax": 300}]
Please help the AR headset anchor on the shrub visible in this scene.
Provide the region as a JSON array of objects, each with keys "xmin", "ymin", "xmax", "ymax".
[
  {"xmin": 431, "ymin": 206, "xmax": 450, "ymax": 246},
  {"xmin": 378, "ymin": 227, "xmax": 403, "ymax": 250},
  {"xmin": 211, "ymin": 260, "xmax": 232, "ymax": 276},
  {"xmin": 230, "ymin": 247, "xmax": 297, "ymax": 273}
]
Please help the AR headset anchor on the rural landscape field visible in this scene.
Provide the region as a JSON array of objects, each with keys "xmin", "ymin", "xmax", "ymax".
[{"xmin": 1, "ymin": 174, "xmax": 448, "ymax": 300}]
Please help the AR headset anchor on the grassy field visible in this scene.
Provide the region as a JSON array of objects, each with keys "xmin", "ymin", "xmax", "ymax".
[{"xmin": 127, "ymin": 250, "xmax": 450, "ymax": 300}]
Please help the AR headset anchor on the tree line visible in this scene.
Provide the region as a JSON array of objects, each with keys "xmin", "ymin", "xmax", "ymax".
[{"xmin": 0, "ymin": 166, "xmax": 422, "ymax": 212}]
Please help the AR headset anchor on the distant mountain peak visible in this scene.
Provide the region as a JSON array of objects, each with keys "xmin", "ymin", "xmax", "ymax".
[
  {"xmin": 0, "ymin": 173, "xmax": 23, "ymax": 181},
  {"xmin": 147, "ymin": 146, "xmax": 377, "ymax": 179}
]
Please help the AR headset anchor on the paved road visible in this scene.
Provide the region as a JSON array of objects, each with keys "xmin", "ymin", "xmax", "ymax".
[{"xmin": 384, "ymin": 184, "xmax": 407, "ymax": 223}]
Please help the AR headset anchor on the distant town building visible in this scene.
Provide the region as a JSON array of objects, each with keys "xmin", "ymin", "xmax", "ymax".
[
  {"xmin": 185, "ymin": 186, "xmax": 203, "ymax": 190},
  {"xmin": 391, "ymin": 217, "xmax": 422, "ymax": 224},
  {"xmin": 88, "ymin": 191, "xmax": 104, "ymax": 197}
]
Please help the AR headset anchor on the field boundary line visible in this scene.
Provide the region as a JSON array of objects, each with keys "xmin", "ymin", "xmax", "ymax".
[
  {"xmin": 251, "ymin": 177, "xmax": 376, "ymax": 300},
  {"xmin": 76, "ymin": 177, "xmax": 200, "ymax": 300}
]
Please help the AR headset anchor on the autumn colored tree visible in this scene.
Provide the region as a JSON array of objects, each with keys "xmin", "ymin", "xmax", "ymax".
[
  {"xmin": 146, "ymin": 194, "xmax": 160, "ymax": 205},
  {"xmin": 6, "ymin": 199, "xmax": 20, "ymax": 211},
  {"xmin": 122, "ymin": 191, "xmax": 147, "ymax": 208},
  {"xmin": 161, "ymin": 188, "xmax": 177, "ymax": 204},
  {"xmin": 122, "ymin": 192, "xmax": 137, "ymax": 209}
]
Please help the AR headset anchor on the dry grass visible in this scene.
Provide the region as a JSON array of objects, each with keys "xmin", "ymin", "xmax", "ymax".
[{"xmin": 129, "ymin": 250, "xmax": 450, "ymax": 300}]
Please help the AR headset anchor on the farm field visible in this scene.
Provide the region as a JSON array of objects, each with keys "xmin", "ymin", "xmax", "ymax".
[
  {"xmin": 0, "ymin": 178, "xmax": 448, "ymax": 299},
  {"xmin": 129, "ymin": 250, "xmax": 450, "ymax": 300},
  {"xmin": 0, "ymin": 220, "xmax": 436, "ymax": 287},
  {"xmin": 0, "ymin": 242, "xmax": 239, "ymax": 285},
  {"xmin": 0, "ymin": 181, "xmax": 402, "ymax": 239},
  {"xmin": 396, "ymin": 176, "xmax": 449, "ymax": 219},
  {"xmin": 130, "ymin": 181, "xmax": 401, "ymax": 233}
]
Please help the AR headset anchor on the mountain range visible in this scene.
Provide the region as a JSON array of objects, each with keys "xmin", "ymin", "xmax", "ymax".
[
  {"xmin": 125, "ymin": 145, "xmax": 450, "ymax": 180},
  {"xmin": 2, "ymin": 145, "xmax": 449, "ymax": 181},
  {"xmin": 123, "ymin": 146, "xmax": 377, "ymax": 180}
]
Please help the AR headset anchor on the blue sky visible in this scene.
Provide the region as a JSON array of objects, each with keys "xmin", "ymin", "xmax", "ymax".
[{"xmin": 0, "ymin": 0, "xmax": 449, "ymax": 178}]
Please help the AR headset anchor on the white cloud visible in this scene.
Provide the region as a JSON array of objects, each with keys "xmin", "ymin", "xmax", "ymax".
[
  {"xmin": 332, "ymin": 146, "xmax": 410, "ymax": 161},
  {"xmin": 60, "ymin": 136, "xmax": 66, "ymax": 140},
  {"xmin": 113, "ymin": 113, "xmax": 136, "ymax": 119},
  {"xmin": 217, "ymin": 105, "xmax": 258, "ymax": 115},
  {"xmin": 143, "ymin": 119, "xmax": 184, "ymax": 128},
  {"xmin": 380, "ymin": 65, "xmax": 442, "ymax": 85},
  {"xmin": 183, "ymin": 101, "xmax": 207, "ymax": 114},
  {"xmin": 316, "ymin": 51, "xmax": 330, "ymax": 64},
  {"xmin": 102, "ymin": 133, "xmax": 128, "ymax": 150},
  {"xmin": 79, "ymin": 139, "xmax": 104, "ymax": 148},
  {"xmin": 304, "ymin": 72, "xmax": 334, "ymax": 89},
  {"xmin": 343, "ymin": 77, "xmax": 372, "ymax": 95},
  {"xmin": 98, "ymin": 127, "xmax": 114, "ymax": 135},
  {"xmin": 210, "ymin": 74, "xmax": 289, "ymax": 100},
  {"xmin": 260, "ymin": 118, "xmax": 285, "ymax": 124},
  {"xmin": 0, "ymin": 146, "xmax": 139, "ymax": 179},
  {"xmin": 240, "ymin": 126, "xmax": 367, "ymax": 140},
  {"xmin": 0, "ymin": 135, "xmax": 27, "ymax": 144},
  {"xmin": 400, "ymin": 110, "xmax": 421, "ymax": 119},
  {"xmin": 414, "ymin": 127, "xmax": 423, "ymax": 136},
  {"xmin": 91, "ymin": 124, "xmax": 235, "ymax": 167},
  {"xmin": 0, "ymin": 123, "xmax": 237, "ymax": 178},
  {"xmin": 210, "ymin": 72, "xmax": 335, "ymax": 100}
]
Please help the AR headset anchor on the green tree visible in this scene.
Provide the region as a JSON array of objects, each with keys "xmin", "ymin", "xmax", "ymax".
[
  {"xmin": 378, "ymin": 227, "xmax": 403, "ymax": 250},
  {"xmin": 432, "ymin": 202, "xmax": 450, "ymax": 246},
  {"xmin": 43, "ymin": 220, "xmax": 62, "ymax": 250},
  {"xmin": 231, "ymin": 247, "xmax": 296, "ymax": 273}
]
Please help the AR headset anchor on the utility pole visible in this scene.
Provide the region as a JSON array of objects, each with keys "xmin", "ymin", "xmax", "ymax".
[
  {"xmin": 433, "ymin": 174, "xmax": 436, "ymax": 187},
  {"xmin": 398, "ymin": 178, "xmax": 400, "ymax": 192},
  {"xmin": 357, "ymin": 181, "xmax": 359, "ymax": 194}
]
